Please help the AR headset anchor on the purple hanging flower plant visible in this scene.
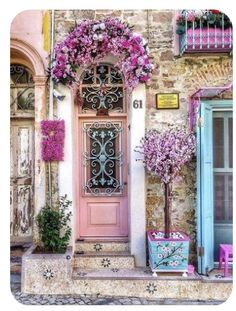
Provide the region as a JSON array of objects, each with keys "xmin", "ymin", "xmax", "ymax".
[
  {"xmin": 41, "ymin": 120, "xmax": 65, "ymax": 161},
  {"xmin": 49, "ymin": 18, "xmax": 154, "ymax": 89}
]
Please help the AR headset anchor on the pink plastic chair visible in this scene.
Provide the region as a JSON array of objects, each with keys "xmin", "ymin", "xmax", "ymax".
[{"xmin": 219, "ymin": 244, "xmax": 233, "ymax": 277}]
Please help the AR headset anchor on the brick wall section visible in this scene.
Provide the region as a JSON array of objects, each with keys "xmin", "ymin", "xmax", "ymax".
[{"xmin": 54, "ymin": 10, "xmax": 232, "ymax": 263}]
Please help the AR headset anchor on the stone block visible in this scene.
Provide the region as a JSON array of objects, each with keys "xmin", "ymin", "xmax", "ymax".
[
  {"xmin": 152, "ymin": 12, "xmax": 173, "ymax": 24},
  {"xmin": 160, "ymin": 50, "xmax": 174, "ymax": 61}
]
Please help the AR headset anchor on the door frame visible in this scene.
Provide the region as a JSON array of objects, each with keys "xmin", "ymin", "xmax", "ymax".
[
  {"xmin": 197, "ymin": 99, "xmax": 233, "ymax": 274},
  {"xmin": 57, "ymin": 82, "xmax": 147, "ymax": 266},
  {"xmin": 10, "ymin": 39, "xmax": 47, "ymax": 243}
]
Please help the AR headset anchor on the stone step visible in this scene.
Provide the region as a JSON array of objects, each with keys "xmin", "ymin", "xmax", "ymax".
[
  {"xmin": 75, "ymin": 240, "xmax": 129, "ymax": 253},
  {"xmin": 73, "ymin": 251, "xmax": 135, "ymax": 269},
  {"xmin": 70, "ymin": 268, "xmax": 214, "ymax": 300},
  {"xmin": 72, "ymin": 266, "xmax": 200, "ymax": 280}
]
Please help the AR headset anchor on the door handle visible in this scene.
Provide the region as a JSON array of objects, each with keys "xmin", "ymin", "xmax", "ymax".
[{"xmin": 124, "ymin": 182, "xmax": 127, "ymax": 185}]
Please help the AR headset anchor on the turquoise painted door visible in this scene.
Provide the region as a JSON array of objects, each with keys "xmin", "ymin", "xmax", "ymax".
[
  {"xmin": 197, "ymin": 102, "xmax": 214, "ymax": 274},
  {"xmin": 213, "ymin": 111, "xmax": 233, "ymax": 261},
  {"xmin": 197, "ymin": 100, "xmax": 233, "ymax": 275}
]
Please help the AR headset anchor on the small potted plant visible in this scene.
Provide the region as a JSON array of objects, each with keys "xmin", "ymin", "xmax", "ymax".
[
  {"xmin": 136, "ymin": 125, "xmax": 196, "ymax": 276},
  {"xmin": 21, "ymin": 195, "xmax": 73, "ymax": 293},
  {"xmin": 35, "ymin": 194, "xmax": 72, "ymax": 253}
]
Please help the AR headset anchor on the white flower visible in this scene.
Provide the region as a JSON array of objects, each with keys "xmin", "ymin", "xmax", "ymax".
[
  {"xmin": 135, "ymin": 68, "xmax": 142, "ymax": 77},
  {"xmin": 98, "ymin": 34, "xmax": 103, "ymax": 41},
  {"xmin": 93, "ymin": 34, "xmax": 98, "ymax": 40},
  {"xmin": 100, "ymin": 23, "xmax": 105, "ymax": 30},
  {"xmin": 62, "ymin": 46, "xmax": 69, "ymax": 53},
  {"xmin": 194, "ymin": 10, "xmax": 205, "ymax": 18},
  {"xmin": 138, "ymin": 57, "xmax": 144, "ymax": 65},
  {"xmin": 93, "ymin": 24, "xmax": 99, "ymax": 32}
]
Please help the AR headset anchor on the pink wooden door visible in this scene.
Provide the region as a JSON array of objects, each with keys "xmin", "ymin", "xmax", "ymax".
[
  {"xmin": 78, "ymin": 117, "xmax": 128, "ymax": 238},
  {"xmin": 77, "ymin": 63, "xmax": 129, "ymax": 239}
]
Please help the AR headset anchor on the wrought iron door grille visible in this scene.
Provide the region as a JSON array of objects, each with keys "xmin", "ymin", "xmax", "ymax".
[
  {"xmin": 80, "ymin": 64, "xmax": 124, "ymax": 113},
  {"xmin": 82, "ymin": 121, "xmax": 124, "ymax": 196},
  {"xmin": 10, "ymin": 64, "xmax": 35, "ymax": 115}
]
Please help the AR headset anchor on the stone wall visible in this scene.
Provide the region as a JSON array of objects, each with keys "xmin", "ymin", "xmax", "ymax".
[{"xmin": 53, "ymin": 10, "xmax": 233, "ymax": 263}]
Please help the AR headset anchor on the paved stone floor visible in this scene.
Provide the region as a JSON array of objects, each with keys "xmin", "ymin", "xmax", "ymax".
[{"xmin": 11, "ymin": 280, "xmax": 223, "ymax": 305}]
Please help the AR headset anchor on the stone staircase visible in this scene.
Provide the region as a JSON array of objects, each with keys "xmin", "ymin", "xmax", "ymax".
[
  {"xmin": 68, "ymin": 240, "xmax": 231, "ymax": 300},
  {"xmin": 21, "ymin": 241, "xmax": 233, "ymax": 300},
  {"xmin": 73, "ymin": 240, "xmax": 136, "ymax": 273}
]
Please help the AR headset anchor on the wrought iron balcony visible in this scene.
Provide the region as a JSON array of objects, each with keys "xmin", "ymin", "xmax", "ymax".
[{"xmin": 177, "ymin": 11, "xmax": 233, "ymax": 55}]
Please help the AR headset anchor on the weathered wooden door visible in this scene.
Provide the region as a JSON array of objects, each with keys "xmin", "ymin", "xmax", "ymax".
[
  {"xmin": 77, "ymin": 63, "xmax": 129, "ymax": 239},
  {"xmin": 10, "ymin": 63, "xmax": 35, "ymax": 241},
  {"xmin": 10, "ymin": 119, "xmax": 34, "ymax": 240}
]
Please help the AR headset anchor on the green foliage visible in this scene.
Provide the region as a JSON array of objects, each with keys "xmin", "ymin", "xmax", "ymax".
[{"xmin": 36, "ymin": 195, "xmax": 72, "ymax": 253}]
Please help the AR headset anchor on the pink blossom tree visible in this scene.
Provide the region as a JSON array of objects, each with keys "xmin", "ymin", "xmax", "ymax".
[{"xmin": 137, "ymin": 126, "xmax": 196, "ymax": 238}]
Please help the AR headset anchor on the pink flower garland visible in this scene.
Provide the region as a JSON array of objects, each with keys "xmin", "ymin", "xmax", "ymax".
[
  {"xmin": 49, "ymin": 18, "xmax": 154, "ymax": 89},
  {"xmin": 136, "ymin": 126, "xmax": 196, "ymax": 184},
  {"xmin": 41, "ymin": 120, "xmax": 65, "ymax": 161}
]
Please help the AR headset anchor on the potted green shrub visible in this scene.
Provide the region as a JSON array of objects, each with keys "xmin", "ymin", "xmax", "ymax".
[
  {"xmin": 35, "ymin": 194, "xmax": 72, "ymax": 253},
  {"xmin": 21, "ymin": 195, "xmax": 73, "ymax": 293}
]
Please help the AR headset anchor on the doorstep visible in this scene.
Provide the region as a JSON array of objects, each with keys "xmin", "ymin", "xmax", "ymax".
[
  {"xmin": 200, "ymin": 268, "xmax": 233, "ymax": 283},
  {"xmin": 72, "ymin": 266, "xmax": 201, "ymax": 280},
  {"xmin": 21, "ymin": 245, "xmax": 233, "ymax": 301}
]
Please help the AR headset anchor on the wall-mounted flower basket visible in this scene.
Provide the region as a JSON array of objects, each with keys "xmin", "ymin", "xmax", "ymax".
[
  {"xmin": 41, "ymin": 120, "xmax": 65, "ymax": 161},
  {"xmin": 147, "ymin": 230, "xmax": 190, "ymax": 276}
]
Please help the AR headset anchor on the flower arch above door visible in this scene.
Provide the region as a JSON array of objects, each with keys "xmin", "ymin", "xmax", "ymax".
[{"xmin": 49, "ymin": 18, "xmax": 154, "ymax": 89}]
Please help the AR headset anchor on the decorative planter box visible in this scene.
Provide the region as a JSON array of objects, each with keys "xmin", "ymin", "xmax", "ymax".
[
  {"xmin": 21, "ymin": 245, "xmax": 72, "ymax": 294},
  {"xmin": 147, "ymin": 230, "xmax": 190, "ymax": 276},
  {"xmin": 179, "ymin": 27, "xmax": 233, "ymax": 55}
]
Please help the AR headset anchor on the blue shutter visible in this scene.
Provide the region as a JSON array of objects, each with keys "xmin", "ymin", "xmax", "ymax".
[{"xmin": 197, "ymin": 102, "xmax": 214, "ymax": 274}]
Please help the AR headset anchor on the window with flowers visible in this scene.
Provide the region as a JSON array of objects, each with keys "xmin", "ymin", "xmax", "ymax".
[{"xmin": 176, "ymin": 10, "xmax": 233, "ymax": 55}]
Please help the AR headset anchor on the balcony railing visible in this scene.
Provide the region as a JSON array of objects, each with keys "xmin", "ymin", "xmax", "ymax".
[{"xmin": 177, "ymin": 11, "xmax": 233, "ymax": 55}]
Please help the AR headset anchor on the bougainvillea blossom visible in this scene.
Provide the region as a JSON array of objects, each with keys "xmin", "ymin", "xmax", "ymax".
[
  {"xmin": 41, "ymin": 120, "xmax": 65, "ymax": 161},
  {"xmin": 137, "ymin": 126, "xmax": 196, "ymax": 184},
  {"xmin": 49, "ymin": 18, "xmax": 154, "ymax": 89}
]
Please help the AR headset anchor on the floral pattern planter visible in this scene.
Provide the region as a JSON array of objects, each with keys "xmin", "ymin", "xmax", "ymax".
[{"xmin": 147, "ymin": 230, "xmax": 190, "ymax": 275}]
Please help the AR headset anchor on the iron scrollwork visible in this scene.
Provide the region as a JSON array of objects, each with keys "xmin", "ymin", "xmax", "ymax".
[
  {"xmin": 81, "ymin": 64, "xmax": 124, "ymax": 113},
  {"xmin": 10, "ymin": 64, "xmax": 35, "ymax": 112},
  {"xmin": 83, "ymin": 121, "xmax": 124, "ymax": 196}
]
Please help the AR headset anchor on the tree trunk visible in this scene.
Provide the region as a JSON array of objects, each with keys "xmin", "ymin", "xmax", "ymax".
[{"xmin": 164, "ymin": 182, "xmax": 171, "ymax": 238}]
